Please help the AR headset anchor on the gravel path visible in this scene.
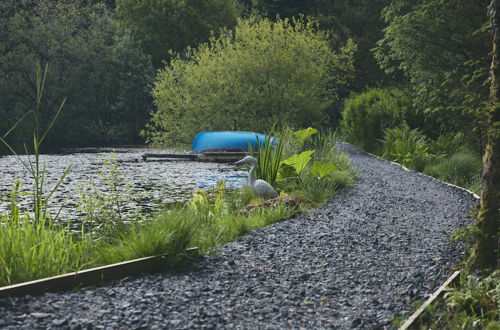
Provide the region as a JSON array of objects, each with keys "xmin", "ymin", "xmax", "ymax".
[{"xmin": 0, "ymin": 143, "xmax": 478, "ymax": 329}]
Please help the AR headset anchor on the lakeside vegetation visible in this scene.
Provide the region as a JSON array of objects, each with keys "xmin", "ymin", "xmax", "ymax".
[
  {"xmin": 0, "ymin": 127, "xmax": 357, "ymax": 287},
  {"xmin": 0, "ymin": 0, "xmax": 498, "ymax": 327}
]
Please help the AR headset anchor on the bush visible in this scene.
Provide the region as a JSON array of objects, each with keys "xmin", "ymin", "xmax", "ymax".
[
  {"xmin": 424, "ymin": 152, "xmax": 483, "ymax": 189},
  {"xmin": 340, "ymin": 87, "xmax": 420, "ymax": 152},
  {"xmin": 380, "ymin": 122, "xmax": 430, "ymax": 171},
  {"xmin": 144, "ymin": 16, "xmax": 356, "ymax": 145}
]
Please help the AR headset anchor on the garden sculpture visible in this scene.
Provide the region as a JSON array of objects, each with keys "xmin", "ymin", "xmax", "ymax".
[{"xmin": 235, "ymin": 156, "xmax": 278, "ymax": 199}]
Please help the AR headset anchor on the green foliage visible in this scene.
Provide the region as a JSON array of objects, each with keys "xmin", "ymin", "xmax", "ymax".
[
  {"xmin": 380, "ymin": 123, "xmax": 430, "ymax": 171},
  {"xmin": 77, "ymin": 156, "xmax": 148, "ymax": 235},
  {"xmin": 251, "ymin": 132, "xmax": 284, "ymax": 186},
  {"xmin": 445, "ymin": 272, "xmax": 500, "ymax": 323},
  {"xmin": 250, "ymin": 0, "xmax": 391, "ymax": 91},
  {"xmin": 417, "ymin": 272, "xmax": 500, "ymax": 329},
  {"xmin": 116, "ymin": 0, "xmax": 241, "ymax": 68},
  {"xmin": 279, "ymin": 150, "xmax": 315, "ymax": 180},
  {"xmin": 310, "ymin": 161, "xmax": 338, "ymax": 179},
  {"xmin": 424, "ymin": 152, "xmax": 483, "ymax": 191},
  {"xmin": 374, "ymin": 0, "xmax": 490, "ymax": 136},
  {"xmin": 0, "ymin": 184, "xmax": 92, "ymax": 287},
  {"xmin": 0, "ymin": 0, "xmax": 153, "ymax": 146},
  {"xmin": 341, "ymin": 87, "xmax": 419, "ymax": 152},
  {"xmin": 144, "ymin": 16, "xmax": 356, "ymax": 145},
  {"xmin": 97, "ymin": 212, "xmax": 197, "ymax": 267},
  {"xmin": 428, "ymin": 132, "xmax": 470, "ymax": 157},
  {"xmin": 293, "ymin": 127, "xmax": 318, "ymax": 145}
]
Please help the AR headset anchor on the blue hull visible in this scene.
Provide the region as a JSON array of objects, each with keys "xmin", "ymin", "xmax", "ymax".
[{"xmin": 192, "ymin": 131, "xmax": 274, "ymax": 152}]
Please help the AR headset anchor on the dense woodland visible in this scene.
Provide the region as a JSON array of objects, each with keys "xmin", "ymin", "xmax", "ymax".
[{"xmin": 0, "ymin": 0, "xmax": 488, "ymax": 150}]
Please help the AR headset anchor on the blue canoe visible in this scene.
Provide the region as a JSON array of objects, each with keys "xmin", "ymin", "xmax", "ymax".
[{"xmin": 191, "ymin": 131, "xmax": 275, "ymax": 152}]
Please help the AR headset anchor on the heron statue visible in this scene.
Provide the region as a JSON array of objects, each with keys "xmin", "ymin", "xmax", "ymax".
[{"xmin": 235, "ymin": 156, "xmax": 278, "ymax": 199}]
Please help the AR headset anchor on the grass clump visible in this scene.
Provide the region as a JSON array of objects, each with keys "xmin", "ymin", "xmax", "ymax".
[
  {"xmin": 380, "ymin": 122, "xmax": 430, "ymax": 171},
  {"xmin": 377, "ymin": 123, "xmax": 483, "ymax": 193},
  {"xmin": 424, "ymin": 152, "xmax": 483, "ymax": 192},
  {"xmin": 0, "ymin": 183, "xmax": 93, "ymax": 286},
  {"xmin": 97, "ymin": 211, "xmax": 197, "ymax": 267}
]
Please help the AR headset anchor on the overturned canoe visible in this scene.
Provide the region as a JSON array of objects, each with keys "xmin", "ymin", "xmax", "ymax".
[{"xmin": 191, "ymin": 131, "xmax": 274, "ymax": 152}]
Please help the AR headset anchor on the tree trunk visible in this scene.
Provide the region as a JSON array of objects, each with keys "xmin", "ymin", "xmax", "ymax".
[{"xmin": 471, "ymin": 0, "xmax": 500, "ymax": 270}]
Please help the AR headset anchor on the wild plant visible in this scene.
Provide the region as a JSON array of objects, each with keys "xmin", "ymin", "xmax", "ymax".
[
  {"xmin": 0, "ymin": 181, "xmax": 93, "ymax": 286},
  {"xmin": 423, "ymin": 151, "xmax": 483, "ymax": 189},
  {"xmin": 0, "ymin": 62, "xmax": 69, "ymax": 223},
  {"xmin": 444, "ymin": 271, "xmax": 500, "ymax": 325},
  {"xmin": 380, "ymin": 122, "xmax": 431, "ymax": 171},
  {"xmin": 249, "ymin": 131, "xmax": 284, "ymax": 185},
  {"xmin": 304, "ymin": 129, "xmax": 338, "ymax": 161},
  {"xmin": 187, "ymin": 181, "xmax": 227, "ymax": 222},
  {"xmin": 77, "ymin": 156, "xmax": 148, "ymax": 235}
]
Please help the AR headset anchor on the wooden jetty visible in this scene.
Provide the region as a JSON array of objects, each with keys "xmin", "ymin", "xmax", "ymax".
[{"xmin": 142, "ymin": 151, "xmax": 247, "ymax": 162}]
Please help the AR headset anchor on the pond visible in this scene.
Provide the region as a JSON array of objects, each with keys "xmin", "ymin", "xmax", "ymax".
[{"xmin": 0, "ymin": 147, "xmax": 247, "ymax": 226}]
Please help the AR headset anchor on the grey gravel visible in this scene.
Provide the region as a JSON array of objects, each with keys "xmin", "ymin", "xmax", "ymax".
[{"xmin": 0, "ymin": 143, "xmax": 478, "ymax": 329}]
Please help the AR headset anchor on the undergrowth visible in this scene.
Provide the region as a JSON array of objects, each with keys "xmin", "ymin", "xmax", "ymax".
[{"xmin": 399, "ymin": 271, "xmax": 500, "ymax": 329}]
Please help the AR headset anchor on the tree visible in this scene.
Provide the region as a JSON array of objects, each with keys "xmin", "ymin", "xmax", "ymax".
[
  {"xmin": 116, "ymin": 0, "xmax": 242, "ymax": 68},
  {"xmin": 0, "ymin": 0, "xmax": 153, "ymax": 146},
  {"xmin": 250, "ymin": 0, "xmax": 391, "ymax": 89},
  {"xmin": 374, "ymin": 0, "xmax": 490, "ymax": 139},
  {"xmin": 472, "ymin": 0, "xmax": 500, "ymax": 270},
  {"xmin": 143, "ymin": 16, "xmax": 356, "ymax": 146}
]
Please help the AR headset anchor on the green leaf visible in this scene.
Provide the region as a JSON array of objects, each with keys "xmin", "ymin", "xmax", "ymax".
[
  {"xmin": 293, "ymin": 127, "xmax": 318, "ymax": 145},
  {"xmin": 310, "ymin": 161, "xmax": 338, "ymax": 179},
  {"xmin": 280, "ymin": 150, "xmax": 315, "ymax": 176},
  {"xmin": 277, "ymin": 163, "xmax": 298, "ymax": 180}
]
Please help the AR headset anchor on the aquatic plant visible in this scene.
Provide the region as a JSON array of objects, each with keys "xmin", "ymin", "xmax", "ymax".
[
  {"xmin": 0, "ymin": 62, "xmax": 69, "ymax": 223},
  {"xmin": 78, "ymin": 156, "xmax": 148, "ymax": 235}
]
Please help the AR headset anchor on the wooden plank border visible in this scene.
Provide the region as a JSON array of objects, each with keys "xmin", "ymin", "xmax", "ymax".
[
  {"xmin": 0, "ymin": 250, "xmax": 197, "ymax": 299},
  {"xmin": 398, "ymin": 271, "xmax": 461, "ymax": 330}
]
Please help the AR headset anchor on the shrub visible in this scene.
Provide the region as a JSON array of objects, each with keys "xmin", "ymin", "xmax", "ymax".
[
  {"xmin": 340, "ymin": 87, "xmax": 419, "ymax": 152},
  {"xmin": 144, "ymin": 16, "xmax": 356, "ymax": 145},
  {"xmin": 380, "ymin": 122, "xmax": 431, "ymax": 171},
  {"xmin": 424, "ymin": 151, "xmax": 483, "ymax": 189}
]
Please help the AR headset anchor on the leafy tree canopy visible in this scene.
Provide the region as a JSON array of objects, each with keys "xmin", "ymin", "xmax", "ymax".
[
  {"xmin": 144, "ymin": 16, "xmax": 356, "ymax": 146},
  {"xmin": 374, "ymin": 0, "xmax": 490, "ymax": 135},
  {"xmin": 249, "ymin": 0, "xmax": 391, "ymax": 89},
  {"xmin": 116, "ymin": 0, "xmax": 242, "ymax": 68},
  {"xmin": 0, "ymin": 0, "xmax": 153, "ymax": 146}
]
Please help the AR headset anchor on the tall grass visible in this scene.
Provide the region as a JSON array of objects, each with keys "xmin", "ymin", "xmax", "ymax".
[
  {"xmin": 424, "ymin": 152, "xmax": 483, "ymax": 192},
  {"xmin": 97, "ymin": 211, "xmax": 198, "ymax": 267},
  {"xmin": 0, "ymin": 184, "xmax": 93, "ymax": 286}
]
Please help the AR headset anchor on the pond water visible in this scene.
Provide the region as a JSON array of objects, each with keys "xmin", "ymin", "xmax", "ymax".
[{"xmin": 0, "ymin": 147, "xmax": 247, "ymax": 225}]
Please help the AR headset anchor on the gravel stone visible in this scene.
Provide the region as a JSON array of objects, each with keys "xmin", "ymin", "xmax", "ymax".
[{"xmin": 0, "ymin": 143, "xmax": 478, "ymax": 329}]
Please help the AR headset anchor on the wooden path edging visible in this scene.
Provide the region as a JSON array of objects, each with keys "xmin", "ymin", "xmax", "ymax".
[
  {"xmin": 0, "ymin": 253, "xmax": 174, "ymax": 299},
  {"xmin": 398, "ymin": 271, "xmax": 461, "ymax": 330}
]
